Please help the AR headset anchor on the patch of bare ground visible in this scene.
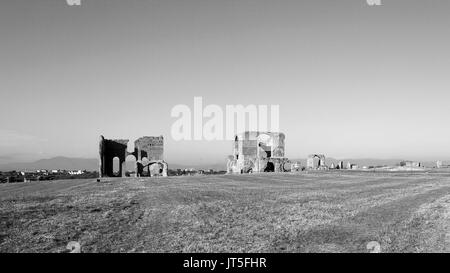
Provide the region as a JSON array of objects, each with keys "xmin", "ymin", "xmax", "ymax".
[
  {"xmin": 381, "ymin": 194, "xmax": 450, "ymax": 253},
  {"xmin": 1, "ymin": 173, "xmax": 450, "ymax": 252}
]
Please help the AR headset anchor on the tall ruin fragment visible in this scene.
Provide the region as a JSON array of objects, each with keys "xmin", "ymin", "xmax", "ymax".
[
  {"xmin": 99, "ymin": 135, "xmax": 168, "ymax": 178},
  {"xmin": 226, "ymin": 131, "xmax": 290, "ymax": 174},
  {"xmin": 307, "ymin": 154, "xmax": 326, "ymax": 170}
]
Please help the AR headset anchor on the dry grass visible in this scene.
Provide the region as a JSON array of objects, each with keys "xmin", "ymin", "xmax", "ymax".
[{"xmin": 1, "ymin": 172, "xmax": 450, "ymax": 253}]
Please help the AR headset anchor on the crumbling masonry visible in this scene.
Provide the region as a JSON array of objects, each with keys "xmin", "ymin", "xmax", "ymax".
[
  {"xmin": 99, "ymin": 135, "xmax": 168, "ymax": 177},
  {"xmin": 227, "ymin": 131, "xmax": 291, "ymax": 173},
  {"xmin": 307, "ymin": 154, "xmax": 327, "ymax": 170}
]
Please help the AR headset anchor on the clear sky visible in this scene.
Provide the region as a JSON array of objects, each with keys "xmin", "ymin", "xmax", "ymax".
[{"xmin": 1, "ymin": 0, "xmax": 449, "ymax": 165}]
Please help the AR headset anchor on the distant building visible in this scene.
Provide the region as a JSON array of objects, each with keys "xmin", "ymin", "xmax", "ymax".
[
  {"xmin": 346, "ymin": 162, "xmax": 352, "ymax": 169},
  {"xmin": 227, "ymin": 131, "xmax": 289, "ymax": 174},
  {"xmin": 400, "ymin": 161, "xmax": 422, "ymax": 168},
  {"xmin": 307, "ymin": 154, "xmax": 326, "ymax": 170},
  {"xmin": 437, "ymin": 161, "xmax": 443, "ymax": 168}
]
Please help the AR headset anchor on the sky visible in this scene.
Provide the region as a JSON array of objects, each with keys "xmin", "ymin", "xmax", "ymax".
[{"xmin": 1, "ymin": 0, "xmax": 450, "ymax": 165}]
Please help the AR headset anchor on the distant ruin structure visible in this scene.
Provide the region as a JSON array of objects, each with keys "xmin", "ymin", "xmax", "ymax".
[
  {"xmin": 99, "ymin": 135, "xmax": 168, "ymax": 178},
  {"xmin": 291, "ymin": 162, "xmax": 301, "ymax": 172},
  {"xmin": 346, "ymin": 162, "xmax": 352, "ymax": 170},
  {"xmin": 307, "ymin": 154, "xmax": 326, "ymax": 170},
  {"xmin": 227, "ymin": 131, "xmax": 290, "ymax": 174},
  {"xmin": 400, "ymin": 161, "xmax": 422, "ymax": 168}
]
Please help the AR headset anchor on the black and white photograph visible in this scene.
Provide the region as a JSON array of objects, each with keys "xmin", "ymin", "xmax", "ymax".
[{"xmin": 1, "ymin": 0, "xmax": 450, "ymax": 265}]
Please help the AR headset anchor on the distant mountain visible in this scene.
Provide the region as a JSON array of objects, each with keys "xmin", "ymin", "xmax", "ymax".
[
  {"xmin": 0, "ymin": 157, "xmax": 228, "ymax": 172},
  {"xmin": 167, "ymin": 162, "xmax": 227, "ymax": 171},
  {"xmin": 0, "ymin": 157, "xmax": 99, "ymax": 172}
]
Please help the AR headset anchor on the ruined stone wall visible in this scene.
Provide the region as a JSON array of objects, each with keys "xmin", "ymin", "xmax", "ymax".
[
  {"xmin": 227, "ymin": 131, "xmax": 288, "ymax": 174},
  {"xmin": 99, "ymin": 136, "xmax": 129, "ymax": 177},
  {"xmin": 135, "ymin": 136, "xmax": 164, "ymax": 161},
  {"xmin": 307, "ymin": 154, "xmax": 326, "ymax": 170},
  {"xmin": 99, "ymin": 135, "xmax": 167, "ymax": 178}
]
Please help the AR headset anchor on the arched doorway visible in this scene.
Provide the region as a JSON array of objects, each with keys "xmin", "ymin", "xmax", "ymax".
[
  {"xmin": 283, "ymin": 161, "xmax": 292, "ymax": 172},
  {"xmin": 258, "ymin": 134, "xmax": 273, "ymax": 158},
  {"xmin": 141, "ymin": 157, "xmax": 150, "ymax": 176},
  {"xmin": 148, "ymin": 162, "xmax": 165, "ymax": 177},
  {"xmin": 125, "ymin": 155, "xmax": 137, "ymax": 177},
  {"xmin": 264, "ymin": 162, "xmax": 275, "ymax": 172},
  {"xmin": 313, "ymin": 156, "xmax": 320, "ymax": 168},
  {"xmin": 113, "ymin": 157, "xmax": 120, "ymax": 176}
]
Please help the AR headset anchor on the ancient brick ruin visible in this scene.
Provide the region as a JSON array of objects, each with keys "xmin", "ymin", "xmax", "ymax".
[
  {"xmin": 99, "ymin": 135, "xmax": 168, "ymax": 177},
  {"xmin": 306, "ymin": 154, "xmax": 327, "ymax": 170},
  {"xmin": 226, "ymin": 131, "xmax": 291, "ymax": 174}
]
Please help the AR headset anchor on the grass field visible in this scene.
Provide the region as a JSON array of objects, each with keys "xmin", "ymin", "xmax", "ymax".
[{"xmin": 1, "ymin": 172, "xmax": 450, "ymax": 253}]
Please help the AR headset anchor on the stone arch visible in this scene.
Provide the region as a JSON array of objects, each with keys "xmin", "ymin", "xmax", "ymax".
[
  {"xmin": 141, "ymin": 157, "xmax": 150, "ymax": 176},
  {"xmin": 264, "ymin": 162, "xmax": 275, "ymax": 172},
  {"xmin": 147, "ymin": 161, "xmax": 168, "ymax": 177},
  {"xmin": 307, "ymin": 154, "xmax": 326, "ymax": 170},
  {"xmin": 125, "ymin": 154, "xmax": 137, "ymax": 177},
  {"xmin": 98, "ymin": 136, "xmax": 128, "ymax": 177},
  {"xmin": 99, "ymin": 135, "xmax": 168, "ymax": 177},
  {"xmin": 257, "ymin": 134, "xmax": 273, "ymax": 158},
  {"xmin": 137, "ymin": 160, "xmax": 169, "ymax": 177},
  {"xmin": 113, "ymin": 157, "xmax": 120, "ymax": 176},
  {"xmin": 282, "ymin": 160, "xmax": 292, "ymax": 172}
]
